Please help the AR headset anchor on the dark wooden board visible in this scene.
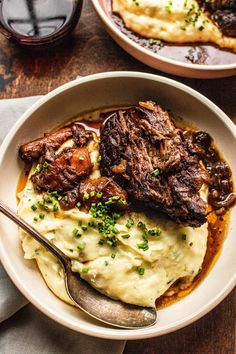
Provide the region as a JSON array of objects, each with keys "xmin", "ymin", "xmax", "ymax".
[{"xmin": 0, "ymin": 1, "xmax": 235, "ymax": 352}]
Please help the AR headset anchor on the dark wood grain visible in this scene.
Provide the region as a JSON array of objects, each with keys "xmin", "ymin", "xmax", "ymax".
[{"xmin": 0, "ymin": 1, "xmax": 235, "ymax": 353}]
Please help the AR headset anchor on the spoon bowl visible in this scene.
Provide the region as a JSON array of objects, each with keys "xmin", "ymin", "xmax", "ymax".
[{"xmin": 0, "ymin": 199, "xmax": 157, "ymax": 328}]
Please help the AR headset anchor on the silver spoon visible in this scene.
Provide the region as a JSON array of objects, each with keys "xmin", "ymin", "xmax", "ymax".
[{"xmin": 0, "ymin": 200, "xmax": 157, "ymax": 328}]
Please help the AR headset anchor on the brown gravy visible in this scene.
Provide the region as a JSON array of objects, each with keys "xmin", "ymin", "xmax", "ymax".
[
  {"xmin": 17, "ymin": 116, "xmax": 232, "ymax": 309},
  {"xmin": 105, "ymin": 0, "xmax": 236, "ymax": 65}
]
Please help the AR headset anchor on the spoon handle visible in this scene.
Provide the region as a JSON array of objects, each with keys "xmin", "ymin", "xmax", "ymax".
[{"xmin": 0, "ymin": 199, "xmax": 68, "ymax": 265}]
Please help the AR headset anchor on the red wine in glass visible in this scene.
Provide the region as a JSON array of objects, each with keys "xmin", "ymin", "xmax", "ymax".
[{"xmin": 0, "ymin": 0, "xmax": 83, "ymax": 46}]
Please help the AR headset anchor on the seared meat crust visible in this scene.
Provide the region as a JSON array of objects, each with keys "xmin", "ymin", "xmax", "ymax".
[
  {"xmin": 19, "ymin": 124, "xmax": 92, "ymax": 163},
  {"xmin": 19, "ymin": 123, "xmax": 129, "ymax": 212},
  {"xmin": 31, "ymin": 147, "xmax": 92, "ymax": 192},
  {"xmin": 19, "ymin": 127, "xmax": 73, "ymax": 162},
  {"xmin": 100, "ymin": 102, "xmax": 208, "ymax": 227}
]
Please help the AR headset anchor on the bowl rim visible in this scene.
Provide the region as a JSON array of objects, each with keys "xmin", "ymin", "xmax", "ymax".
[
  {"xmin": 91, "ymin": 0, "xmax": 236, "ymax": 72},
  {"xmin": 0, "ymin": 71, "xmax": 236, "ymax": 340}
]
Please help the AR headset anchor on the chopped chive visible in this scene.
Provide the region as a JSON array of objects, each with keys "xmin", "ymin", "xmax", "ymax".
[
  {"xmin": 33, "ymin": 217, "xmax": 38, "ymax": 222},
  {"xmin": 35, "ymin": 164, "xmax": 42, "ymax": 173},
  {"xmin": 111, "ymin": 253, "xmax": 116, "ymax": 259},
  {"xmin": 88, "ymin": 220, "xmax": 94, "ymax": 227},
  {"xmin": 181, "ymin": 234, "xmax": 187, "ymax": 241},
  {"xmin": 137, "ymin": 221, "xmax": 146, "ymax": 229},
  {"xmin": 105, "ymin": 260, "xmax": 109, "ymax": 266},
  {"xmin": 77, "ymin": 243, "xmax": 85, "ymax": 251},
  {"xmin": 50, "ymin": 191, "xmax": 58, "ymax": 197},
  {"xmin": 189, "ymin": 242, "xmax": 193, "ymax": 246},
  {"xmin": 83, "ymin": 192, "xmax": 90, "ymax": 201},
  {"xmin": 43, "ymin": 161, "xmax": 49, "ymax": 168},
  {"xmin": 69, "ymin": 249, "xmax": 74, "ymax": 252},
  {"xmin": 97, "ymin": 155, "xmax": 102, "ymax": 162},
  {"xmin": 53, "ymin": 204, "xmax": 59, "ymax": 212},
  {"xmin": 151, "ymin": 168, "xmax": 160, "ymax": 177},
  {"xmin": 148, "ymin": 228, "xmax": 162, "ymax": 236},
  {"xmin": 39, "ymin": 213, "xmax": 45, "ymax": 220},
  {"xmin": 110, "ymin": 195, "xmax": 120, "ymax": 201},
  {"xmin": 81, "ymin": 225, "xmax": 88, "ymax": 231},
  {"xmin": 112, "ymin": 212, "xmax": 121, "ymax": 220},
  {"xmin": 137, "ymin": 241, "xmax": 149, "ymax": 251},
  {"xmin": 31, "ymin": 204, "xmax": 37, "ymax": 211},
  {"xmin": 90, "ymin": 191, "xmax": 95, "ymax": 197},
  {"xmin": 72, "ymin": 228, "xmax": 81, "ymax": 238},
  {"xmin": 118, "ymin": 199, "xmax": 127, "ymax": 205},
  {"xmin": 112, "ymin": 227, "xmax": 119, "ymax": 234},
  {"xmin": 126, "ymin": 218, "xmax": 134, "ymax": 228},
  {"xmin": 98, "ymin": 239, "xmax": 104, "ymax": 245},
  {"xmin": 81, "ymin": 268, "xmax": 89, "ymax": 273},
  {"xmin": 137, "ymin": 267, "xmax": 145, "ymax": 275},
  {"xmin": 76, "ymin": 202, "xmax": 81, "ymax": 208},
  {"xmin": 122, "ymin": 234, "xmax": 130, "ymax": 239},
  {"xmin": 96, "ymin": 192, "xmax": 103, "ymax": 198}
]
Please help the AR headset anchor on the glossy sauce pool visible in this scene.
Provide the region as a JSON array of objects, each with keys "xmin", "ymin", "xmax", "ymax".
[{"xmin": 17, "ymin": 116, "xmax": 231, "ymax": 310}]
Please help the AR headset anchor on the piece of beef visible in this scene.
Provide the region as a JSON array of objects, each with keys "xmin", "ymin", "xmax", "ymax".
[
  {"xmin": 100, "ymin": 102, "xmax": 208, "ymax": 227},
  {"xmin": 80, "ymin": 177, "xmax": 128, "ymax": 210},
  {"xmin": 58, "ymin": 177, "xmax": 128, "ymax": 210},
  {"xmin": 19, "ymin": 127, "xmax": 73, "ymax": 162},
  {"xmin": 72, "ymin": 123, "xmax": 93, "ymax": 146},
  {"xmin": 197, "ymin": 0, "xmax": 236, "ymax": 37},
  {"xmin": 31, "ymin": 147, "xmax": 92, "ymax": 192},
  {"xmin": 59, "ymin": 185, "xmax": 81, "ymax": 210},
  {"xmin": 19, "ymin": 124, "xmax": 92, "ymax": 163},
  {"xmin": 188, "ymin": 131, "xmax": 236, "ymax": 211},
  {"xmin": 213, "ymin": 10, "xmax": 236, "ymax": 37}
]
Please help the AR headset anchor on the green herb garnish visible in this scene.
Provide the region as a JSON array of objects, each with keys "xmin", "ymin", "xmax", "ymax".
[
  {"xmin": 137, "ymin": 241, "xmax": 149, "ymax": 251},
  {"xmin": 181, "ymin": 234, "xmax": 187, "ymax": 241},
  {"xmin": 122, "ymin": 234, "xmax": 130, "ymax": 239},
  {"xmin": 43, "ymin": 161, "xmax": 49, "ymax": 168},
  {"xmin": 81, "ymin": 268, "xmax": 89, "ymax": 273},
  {"xmin": 137, "ymin": 267, "xmax": 145, "ymax": 275},
  {"xmin": 77, "ymin": 243, "xmax": 85, "ymax": 251},
  {"xmin": 83, "ymin": 192, "xmax": 90, "ymax": 201},
  {"xmin": 126, "ymin": 218, "xmax": 134, "ymax": 228},
  {"xmin": 72, "ymin": 228, "xmax": 81, "ymax": 238},
  {"xmin": 151, "ymin": 168, "xmax": 160, "ymax": 177},
  {"xmin": 35, "ymin": 164, "xmax": 42, "ymax": 173}
]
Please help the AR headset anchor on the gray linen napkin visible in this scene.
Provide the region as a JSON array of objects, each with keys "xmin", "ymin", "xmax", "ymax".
[{"xmin": 0, "ymin": 96, "xmax": 126, "ymax": 354}]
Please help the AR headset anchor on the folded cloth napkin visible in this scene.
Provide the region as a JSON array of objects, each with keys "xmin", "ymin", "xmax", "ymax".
[{"xmin": 0, "ymin": 96, "xmax": 126, "ymax": 354}]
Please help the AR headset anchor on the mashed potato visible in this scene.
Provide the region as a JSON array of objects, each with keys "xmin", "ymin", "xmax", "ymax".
[
  {"xmin": 18, "ymin": 135, "xmax": 208, "ymax": 308},
  {"xmin": 113, "ymin": 0, "xmax": 236, "ymax": 52}
]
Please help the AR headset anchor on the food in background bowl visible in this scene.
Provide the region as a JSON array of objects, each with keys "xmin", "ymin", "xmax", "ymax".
[
  {"xmin": 112, "ymin": 0, "xmax": 236, "ymax": 52},
  {"xmin": 17, "ymin": 101, "xmax": 236, "ymax": 309},
  {"xmin": 91, "ymin": 2, "xmax": 236, "ymax": 78}
]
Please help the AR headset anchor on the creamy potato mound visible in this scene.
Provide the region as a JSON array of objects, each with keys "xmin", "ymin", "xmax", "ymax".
[
  {"xmin": 18, "ymin": 136, "xmax": 208, "ymax": 308},
  {"xmin": 113, "ymin": 0, "xmax": 236, "ymax": 52}
]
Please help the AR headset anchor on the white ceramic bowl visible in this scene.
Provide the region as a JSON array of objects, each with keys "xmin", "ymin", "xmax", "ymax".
[
  {"xmin": 0, "ymin": 72, "xmax": 235, "ymax": 340},
  {"xmin": 92, "ymin": 0, "xmax": 236, "ymax": 79}
]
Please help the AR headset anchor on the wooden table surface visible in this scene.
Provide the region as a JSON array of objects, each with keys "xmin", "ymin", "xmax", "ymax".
[{"xmin": 0, "ymin": 1, "xmax": 235, "ymax": 353}]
